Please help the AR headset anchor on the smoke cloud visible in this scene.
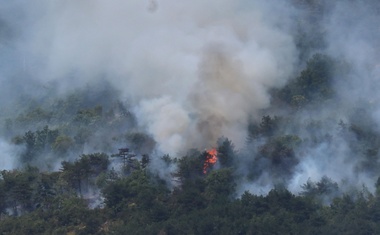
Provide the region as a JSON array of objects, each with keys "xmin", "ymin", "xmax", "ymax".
[
  {"xmin": 0, "ymin": 0, "xmax": 297, "ymax": 155},
  {"xmin": 1, "ymin": 0, "xmax": 380, "ymax": 198},
  {"xmin": 0, "ymin": 139, "xmax": 23, "ymax": 170}
]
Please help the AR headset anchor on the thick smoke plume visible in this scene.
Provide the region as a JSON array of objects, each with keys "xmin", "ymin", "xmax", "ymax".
[
  {"xmin": 1, "ymin": 0, "xmax": 380, "ymax": 198},
  {"xmin": 0, "ymin": 0, "xmax": 297, "ymax": 155}
]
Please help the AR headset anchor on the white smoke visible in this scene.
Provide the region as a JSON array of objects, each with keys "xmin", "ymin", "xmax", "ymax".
[
  {"xmin": 6, "ymin": 0, "xmax": 380, "ymax": 198},
  {"xmin": 0, "ymin": 139, "xmax": 23, "ymax": 170},
  {"xmin": 3, "ymin": 0, "xmax": 298, "ymax": 156}
]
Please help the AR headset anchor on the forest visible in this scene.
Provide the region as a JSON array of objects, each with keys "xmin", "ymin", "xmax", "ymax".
[{"xmin": 1, "ymin": 0, "xmax": 380, "ymax": 234}]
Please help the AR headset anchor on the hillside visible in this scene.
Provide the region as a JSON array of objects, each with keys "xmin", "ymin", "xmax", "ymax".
[{"xmin": 1, "ymin": 0, "xmax": 380, "ymax": 234}]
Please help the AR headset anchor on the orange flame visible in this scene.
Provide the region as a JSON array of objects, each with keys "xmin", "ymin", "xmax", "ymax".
[{"xmin": 203, "ymin": 148, "xmax": 218, "ymax": 174}]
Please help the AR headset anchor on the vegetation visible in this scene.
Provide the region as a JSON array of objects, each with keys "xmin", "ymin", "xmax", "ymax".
[
  {"xmin": 2, "ymin": 162, "xmax": 380, "ymax": 234},
  {"xmin": 1, "ymin": 1, "xmax": 380, "ymax": 234},
  {"xmin": 1, "ymin": 51, "xmax": 379, "ymax": 234}
]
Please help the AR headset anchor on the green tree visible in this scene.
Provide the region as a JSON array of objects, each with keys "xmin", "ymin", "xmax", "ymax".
[
  {"xmin": 1, "ymin": 167, "xmax": 40, "ymax": 215},
  {"xmin": 103, "ymin": 170, "xmax": 169, "ymax": 218},
  {"xmin": 61, "ymin": 153, "xmax": 109, "ymax": 195},
  {"xmin": 248, "ymin": 115, "xmax": 282, "ymax": 140},
  {"xmin": 175, "ymin": 153, "xmax": 204, "ymax": 182},
  {"xmin": 204, "ymin": 169, "xmax": 236, "ymax": 203},
  {"xmin": 274, "ymin": 53, "xmax": 336, "ymax": 107},
  {"xmin": 15, "ymin": 126, "xmax": 59, "ymax": 164},
  {"xmin": 257, "ymin": 135, "xmax": 301, "ymax": 178},
  {"xmin": 217, "ymin": 138, "xmax": 236, "ymax": 168}
]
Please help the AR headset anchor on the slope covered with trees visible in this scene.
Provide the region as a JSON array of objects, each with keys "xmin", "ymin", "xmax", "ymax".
[{"xmin": 1, "ymin": 0, "xmax": 380, "ymax": 234}]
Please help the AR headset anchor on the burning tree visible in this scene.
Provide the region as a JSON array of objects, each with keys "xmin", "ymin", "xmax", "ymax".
[{"xmin": 203, "ymin": 148, "xmax": 218, "ymax": 174}]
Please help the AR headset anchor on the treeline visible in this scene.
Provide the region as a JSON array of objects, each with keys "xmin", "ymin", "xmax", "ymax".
[
  {"xmin": 1, "ymin": 52, "xmax": 380, "ymax": 234},
  {"xmin": 1, "ymin": 1, "xmax": 380, "ymax": 231},
  {"xmin": 1, "ymin": 154, "xmax": 380, "ymax": 234},
  {"xmin": 1, "ymin": 51, "xmax": 380, "ymax": 234}
]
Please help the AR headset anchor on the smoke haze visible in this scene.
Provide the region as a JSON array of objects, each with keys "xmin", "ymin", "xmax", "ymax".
[
  {"xmin": 0, "ymin": 0, "xmax": 299, "ymax": 155},
  {"xmin": 1, "ymin": 0, "xmax": 380, "ymax": 197}
]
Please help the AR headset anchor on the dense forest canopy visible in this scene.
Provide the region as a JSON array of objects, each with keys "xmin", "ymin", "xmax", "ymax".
[{"xmin": 1, "ymin": 0, "xmax": 380, "ymax": 234}]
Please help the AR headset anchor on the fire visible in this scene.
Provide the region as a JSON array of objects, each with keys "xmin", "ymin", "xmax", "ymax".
[{"xmin": 203, "ymin": 148, "xmax": 218, "ymax": 174}]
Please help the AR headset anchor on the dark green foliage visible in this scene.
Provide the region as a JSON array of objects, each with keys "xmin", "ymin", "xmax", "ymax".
[
  {"xmin": 0, "ymin": 166, "xmax": 61, "ymax": 216},
  {"xmin": 204, "ymin": 169, "xmax": 236, "ymax": 203},
  {"xmin": 2, "ymin": 160, "xmax": 380, "ymax": 234},
  {"xmin": 2, "ymin": 28, "xmax": 380, "ymax": 234},
  {"xmin": 301, "ymin": 177, "xmax": 341, "ymax": 204},
  {"xmin": 248, "ymin": 115, "xmax": 283, "ymax": 140},
  {"xmin": 217, "ymin": 138, "xmax": 236, "ymax": 168},
  {"xmin": 1, "ymin": 168, "xmax": 36, "ymax": 215},
  {"xmin": 171, "ymin": 178, "xmax": 207, "ymax": 214},
  {"xmin": 257, "ymin": 135, "xmax": 301, "ymax": 178},
  {"xmin": 175, "ymin": 153, "xmax": 204, "ymax": 182},
  {"xmin": 274, "ymin": 53, "xmax": 336, "ymax": 108},
  {"xmin": 61, "ymin": 153, "xmax": 109, "ymax": 195},
  {"xmin": 2, "ymin": 78, "xmax": 380, "ymax": 235},
  {"xmin": 12, "ymin": 126, "xmax": 59, "ymax": 164},
  {"xmin": 296, "ymin": 54, "xmax": 335, "ymax": 100},
  {"xmin": 102, "ymin": 170, "xmax": 170, "ymax": 224},
  {"xmin": 259, "ymin": 135, "xmax": 302, "ymax": 160},
  {"xmin": 0, "ymin": 195, "xmax": 100, "ymax": 235}
]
